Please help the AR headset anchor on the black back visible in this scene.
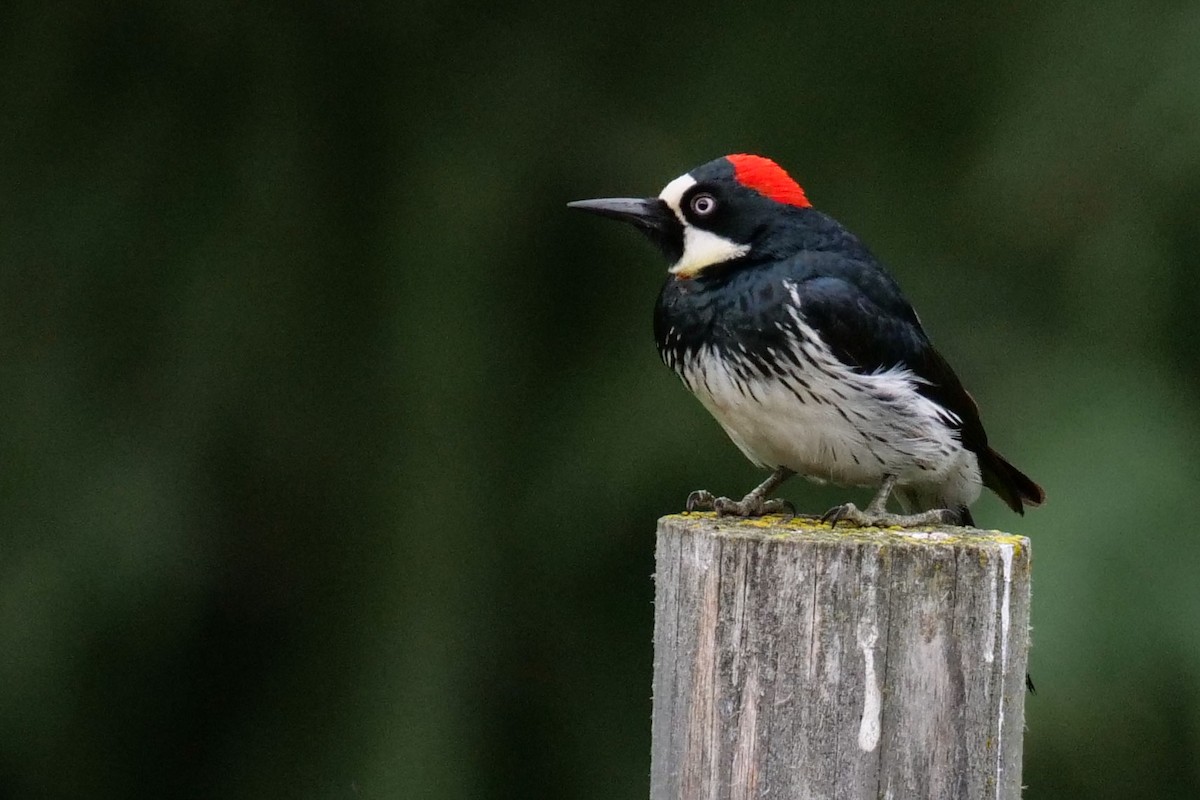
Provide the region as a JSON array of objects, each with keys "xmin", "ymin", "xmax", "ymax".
[{"xmin": 654, "ymin": 207, "xmax": 992, "ymax": 459}]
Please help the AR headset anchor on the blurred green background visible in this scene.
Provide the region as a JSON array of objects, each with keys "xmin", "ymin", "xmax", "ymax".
[{"xmin": 2, "ymin": 1, "xmax": 1199, "ymax": 797}]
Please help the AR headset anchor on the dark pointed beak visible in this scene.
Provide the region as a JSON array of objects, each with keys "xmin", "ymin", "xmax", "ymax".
[{"xmin": 566, "ymin": 197, "xmax": 675, "ymax": 234}]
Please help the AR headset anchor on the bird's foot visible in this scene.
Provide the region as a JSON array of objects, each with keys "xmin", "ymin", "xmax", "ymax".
[
  {"xmin": 686, "ymin": 490, "xmax": 796, "ymax": 519},
  {"xmin": 821, "ymin": 503, "xmax": 961, "ymax": 529}
]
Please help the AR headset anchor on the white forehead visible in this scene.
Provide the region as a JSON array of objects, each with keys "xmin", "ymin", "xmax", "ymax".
[{"xmin": 657, "ymin": 173, "xmax": 696, "ymax": 220}]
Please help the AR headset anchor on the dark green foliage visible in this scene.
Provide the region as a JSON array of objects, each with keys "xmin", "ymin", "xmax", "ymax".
[{"xmin": 1, "ymin": 1, "xmax": 1198, "ymax": 798}]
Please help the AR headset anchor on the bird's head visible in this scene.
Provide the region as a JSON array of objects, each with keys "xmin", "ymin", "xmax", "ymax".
[{"xmin": 568, "ymin": 154, "xmax": 812, "ymax": 279}]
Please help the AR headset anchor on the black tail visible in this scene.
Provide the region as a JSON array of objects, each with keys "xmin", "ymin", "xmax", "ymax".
[{"xmin": 981, "ymin": 448, "xmax": 1045, "ymax": 515}]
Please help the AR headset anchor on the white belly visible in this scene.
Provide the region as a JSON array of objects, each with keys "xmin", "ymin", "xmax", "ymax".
[{"xmin": 680, "ymin": 344, "xmax": 981, "ymax": 507}]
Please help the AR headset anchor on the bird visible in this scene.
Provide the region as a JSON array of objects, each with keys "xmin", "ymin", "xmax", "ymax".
[{"xmin": 567, "ymin": 153, "xmax": 1044, "ymax": 527}]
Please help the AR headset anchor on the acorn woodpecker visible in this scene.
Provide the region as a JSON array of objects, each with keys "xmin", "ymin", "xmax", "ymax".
[{"xmin": 568, "ymin": 153, "xmax": 1044, "ymax": 527}]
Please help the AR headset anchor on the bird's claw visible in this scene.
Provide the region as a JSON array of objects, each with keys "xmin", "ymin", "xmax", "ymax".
[
  {"xmin": 761, "ymin": 497, "xmax": 795, "ymax": 521},
  {"xmin": 821, "ymin": 502, "xmax": 960, "ymax": 529},
  {"xmin": 685, "ymin": 490, "xmax": 794, "ymax": 519},
  {"xmin": 821, "ymin": 502, "xmax": 858, "ymax": 529},
  {"xmin": 685, "ymin": 490, "xmax": 716, "ymax": 513}
]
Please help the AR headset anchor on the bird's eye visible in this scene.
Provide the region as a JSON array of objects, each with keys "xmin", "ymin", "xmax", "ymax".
[{"xmin": 690, "ymin": 193, "xmax": 717, "ymax": 216}]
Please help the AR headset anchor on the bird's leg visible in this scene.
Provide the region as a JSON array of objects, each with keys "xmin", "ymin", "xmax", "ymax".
[
  {"xmin": 686, "ymin": 467, "xmax": 799, "ymax": 518},
  {"xmin": 822, "ymin": 474, "xmax": 962, "ymax": 528},
  {"xmin": 864, "ymin": 474, "xmax": 898, "ymax": 516}
]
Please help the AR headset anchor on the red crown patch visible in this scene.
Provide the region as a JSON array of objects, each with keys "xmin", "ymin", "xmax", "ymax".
[{"xmin": 726, "ymin": 154, "xmax": 811, "ymax": 208}]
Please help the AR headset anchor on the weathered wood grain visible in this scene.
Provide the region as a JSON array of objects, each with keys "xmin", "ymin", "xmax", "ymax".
[{"xmin": 651, "ymin": 514, "xmax": 1031, "ymax": 800}]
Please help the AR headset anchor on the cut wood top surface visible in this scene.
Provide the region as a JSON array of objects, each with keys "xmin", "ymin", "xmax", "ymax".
[{"xmin": 659, "ymin": 512, "xmax": 1030, "ymax": 553}]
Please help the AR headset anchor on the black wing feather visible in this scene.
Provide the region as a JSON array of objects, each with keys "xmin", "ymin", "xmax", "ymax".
[
  {"xmin": 777, "ymin": 252, "xmax": 1043, "ymax": 513},
  {"xmin": 774, "ymin": 255, "xmax": 991, "ymax": 458}
]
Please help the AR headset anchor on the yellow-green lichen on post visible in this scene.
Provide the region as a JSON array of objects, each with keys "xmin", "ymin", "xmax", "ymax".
[{"xmin": 659, "ymin": 511, "xmax": 1029, "ymax": 556}]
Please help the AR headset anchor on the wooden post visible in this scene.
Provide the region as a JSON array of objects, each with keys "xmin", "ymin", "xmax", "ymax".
[{"xmin": 651, "ymin": 514, "xmax": 1031, "ymax": 800}]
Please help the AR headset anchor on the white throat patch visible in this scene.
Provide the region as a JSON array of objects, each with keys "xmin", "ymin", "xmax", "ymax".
[{"xmin": 658, "ymin": 173, "xmax": 750, "ymax": 278}]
